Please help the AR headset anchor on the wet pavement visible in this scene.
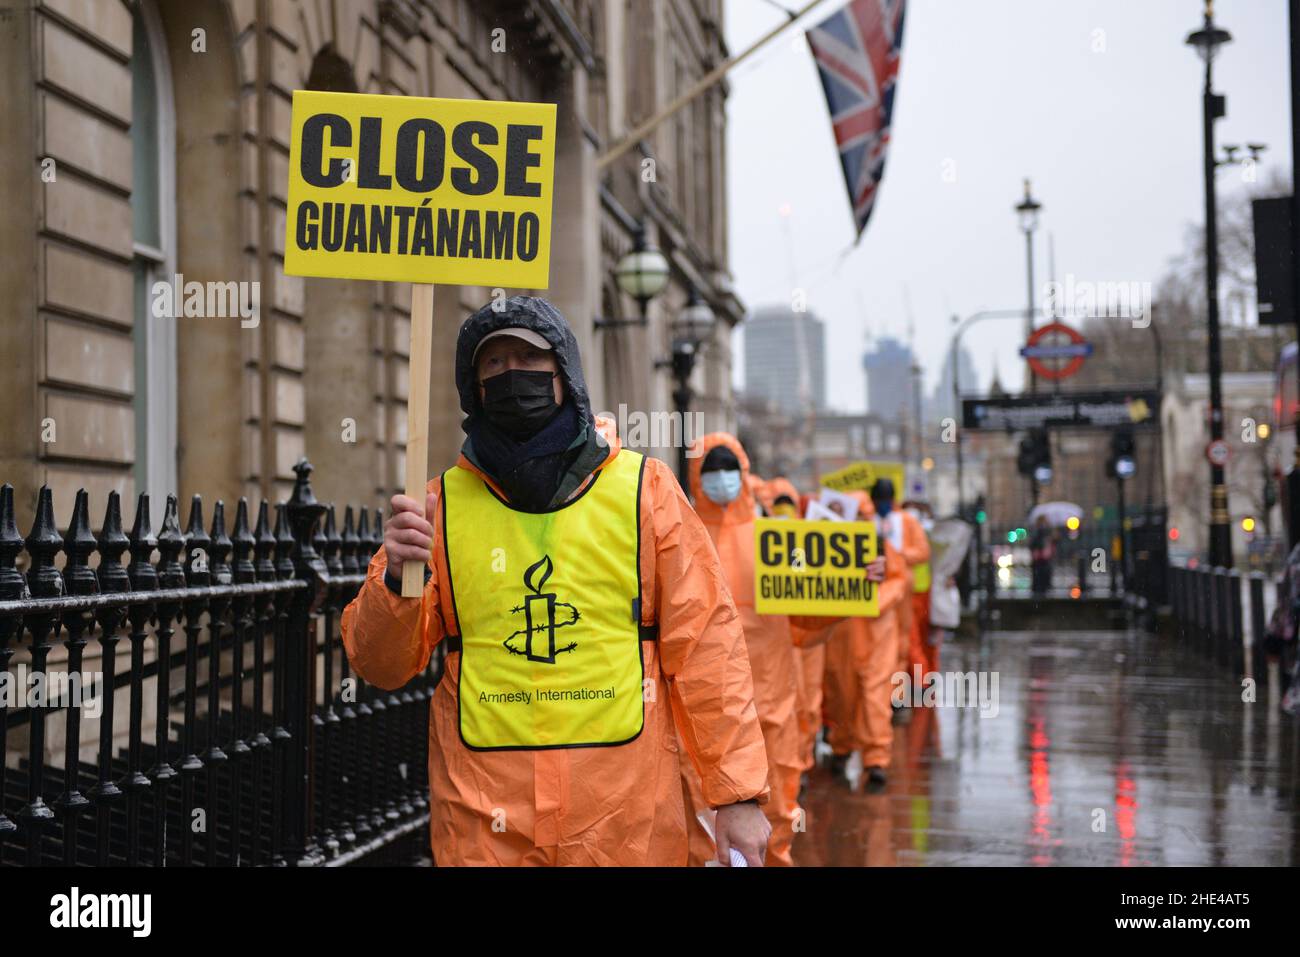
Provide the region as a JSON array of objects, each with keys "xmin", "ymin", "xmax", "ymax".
[{"xmin": 793, "ymin": 628, "xmax": 1300, "ymax": 866}]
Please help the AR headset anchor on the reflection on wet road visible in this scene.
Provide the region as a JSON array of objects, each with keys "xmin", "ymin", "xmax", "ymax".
[{"xmin": 794, "ymin": 629, "xmax": 1300, "ymax": 866}]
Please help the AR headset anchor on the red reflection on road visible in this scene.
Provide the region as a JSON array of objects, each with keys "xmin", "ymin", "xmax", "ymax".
[{"xmin": 1115, "ymin": 761, "xmax": 1138, "ymax": 867}]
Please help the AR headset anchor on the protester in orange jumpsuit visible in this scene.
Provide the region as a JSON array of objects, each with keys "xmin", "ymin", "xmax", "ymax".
[
  {"xmin": 871, "ymin": 479, "xmax": 930, "ymax": 717},
  {"xmin": 760, "ymin": 477, "xmax": 830, "ymax": 783},
  {"xmin": 821, "ymin": 490, "xmax": 910, "ymax": 787},
  {"xmin": 684, "ymin": 436, "xmax": 845, "ymax": 865},
  {"xmin": 902, "ymin": 500, "xmax": 936, "ymax": 681},
  {"xmin": 341, "ymin": 297, "xmax": 772, "ymax": 866}
]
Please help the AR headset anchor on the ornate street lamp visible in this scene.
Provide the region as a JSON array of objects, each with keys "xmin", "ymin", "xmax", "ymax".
[
  {"xmin": 595, "ymin": 225, "xmax": 670, "ymax": 328},
  {"xmin": 657, "ymin": 287, "xmax": 716, "ymax": 485},
  {"xmin": 1014, "ymin": 178, "xmax": 1042, "ymax": 394},
  {"xmin": 1186, "ymin": 0, "xmax": 1233, "ymax": 568}
]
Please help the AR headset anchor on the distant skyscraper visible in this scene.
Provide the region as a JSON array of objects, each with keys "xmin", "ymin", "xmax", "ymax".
[
  {"xmin": 862, "ymin": 336, "xmax": 914, "ymax": 421},
  {"xmin": 931, "ymin": 344, "xmax": 978, "ymax": 423},
  {"xmin": 743, "ymin": 306, "xmax": 827, "ymax": 415}
]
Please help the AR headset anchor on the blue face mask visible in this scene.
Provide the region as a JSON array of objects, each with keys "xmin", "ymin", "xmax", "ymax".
[
  {"xmin": 701, "ymin": 469, "xmax": 742, "ymax": 505},
  {"xmin": 874, "ymin": 499, "xmax": 893, "ymax": 518}
]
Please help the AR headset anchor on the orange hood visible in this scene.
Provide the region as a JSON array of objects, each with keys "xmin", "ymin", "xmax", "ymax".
[
  {"xmin": 849, "ymin": 489, "xmax": 876, "ymax": 520},
  {"xmin": 687, "ymin": 432, "xmax": 754, "ymax": 527},
  {"xmin": 759, "ymin": 477, "xmax": 801, "ymax": 515}
]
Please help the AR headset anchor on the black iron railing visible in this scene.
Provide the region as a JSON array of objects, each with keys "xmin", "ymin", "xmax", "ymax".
[
  {"xmin": 1167, "ymin": 563, "xmax": 1275, "ymax": 680},
  {"xmin": 0, "ymin": 459, "xmax": 438, "ymax": 866}
]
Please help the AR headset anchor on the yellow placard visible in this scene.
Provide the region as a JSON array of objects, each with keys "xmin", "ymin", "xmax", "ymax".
[
  {"xmin": 754, "ymin": 518, "xmax": 879, "ymax": 617},
  {"xmin": 818, "ymin": 460, "xmax": 906, "ymax": 496},
  {"xmin": 284, "ymin": 90, "xmax": 556, "ymax": 288}
]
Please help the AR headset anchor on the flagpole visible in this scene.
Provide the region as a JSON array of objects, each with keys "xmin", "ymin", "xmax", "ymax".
[{"xmin": 596, "ymin": 0, "xmax": 833, "ymax": 171}]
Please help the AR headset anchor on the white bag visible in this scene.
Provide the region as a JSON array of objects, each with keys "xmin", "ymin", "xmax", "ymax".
[{"xmin": 929, "ymin": 582, "xmax": 962, "ymax": 629}]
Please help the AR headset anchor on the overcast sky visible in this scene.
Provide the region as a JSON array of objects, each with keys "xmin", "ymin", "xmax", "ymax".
[{"xmin": 724, "ymin": 0, "xmax": 1294, "ymax": 411}]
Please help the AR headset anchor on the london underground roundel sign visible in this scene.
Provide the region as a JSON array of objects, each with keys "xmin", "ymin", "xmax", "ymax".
[{"xmin": 1020, "ymin": 322, "xmax": 1093, "ymax": 381}]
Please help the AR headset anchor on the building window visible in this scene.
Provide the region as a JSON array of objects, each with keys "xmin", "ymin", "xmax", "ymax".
[{"xmin": 131, "ymin": 0, "xmax": 178, "ymax": 504}]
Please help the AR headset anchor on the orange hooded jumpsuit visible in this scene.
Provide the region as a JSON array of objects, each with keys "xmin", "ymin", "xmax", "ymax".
[
  {"xmin": 340, "ymin": 417, "xmax": 771, "ymax": 866},
  {"xmin": 760, "ymin": 477, "xmax": 831, "ymax": 777},
  {"xmin": 886, "ymin": 508, "xmax": 931, "ymax": 681},
  {"xmin": 904, "ymin": 510, "xmax": 935, "ymax": 680},
  {"xmin": 684, "ymin": 435, "xmax": 805, "ymax": 866},
  {"xmin": 821, "ymin": 491, "xmax": 910, "ymax": 770}
]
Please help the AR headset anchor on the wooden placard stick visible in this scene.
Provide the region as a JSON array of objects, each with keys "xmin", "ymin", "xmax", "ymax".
[{"xmin": 402, "ymin": 282, "xmax": 436, "ymax": 597}]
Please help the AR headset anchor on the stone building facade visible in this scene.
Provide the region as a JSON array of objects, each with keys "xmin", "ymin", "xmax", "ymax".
[{"xmin": 0, "ymin": 0, "xmax": 744, "ymax": 522}]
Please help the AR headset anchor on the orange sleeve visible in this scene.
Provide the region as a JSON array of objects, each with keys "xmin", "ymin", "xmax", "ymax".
[
  {"xmin": 901, "ymin": 513, "xmax": 931, "ymax": 567},
  {"xmin": 640, "ymin": 457, "xmax": 771, "ymax": 808},
  {"xmin": 877, "ymin": 540, "xmax": 909, "ymax": 614},
  {"xmin": 340, "ymin": 475, "xmax": 453, "ymax": 691}
]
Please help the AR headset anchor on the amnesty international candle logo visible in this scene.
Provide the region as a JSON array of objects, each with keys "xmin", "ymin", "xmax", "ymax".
[{"xmin": 505, "ymin": 555, "xmax": 581, "ymax": 663}]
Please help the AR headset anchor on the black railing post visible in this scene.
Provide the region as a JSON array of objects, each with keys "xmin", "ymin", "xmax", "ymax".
[
  {"xmin": 177, "ymin": 496, "xmax": 209, "ymax": 866},
  {"xmin": 373, "ymin": 507, "xmax": 400, "ymax": 830},
  {"xmin": 285, "ymin": 458, "xmax": 327, "ymax": 866},
  {"xmin": 124, "ymin": 494, "xmax": 158, "ymax": 865},
  {"xmin": 1196, "ymin": 567, "xmax": 1211, "ymax": 655},
  {"xmin": 204, "ymin": 501, "xmax": 233, "ymax": 865},
  {"xmin": 54, "ymin": 490, "xmax": 97, "ymax": 864},
  {"xmin": 90, "ymin": 492, "xmax": 129, "ymax": 865},
  {"xmin": 150, "ymin": 497, "xmax": 185, "ymax": 863},
  {"xmin": 228, "ymin": 498, "xmax": 256, "ymax": 865},
  {"xmin": 1248, "ymin": 571, "xmax": 1267, "ymax": 683},
  {"xmin": 250, "ymin": 501, "xmax": 277, "ymax": 864},
  {"xmin": 269, "ymin": 502, "xmax": 295, "ymax": 864},
  {"xmin": 0, "ymin": 485, "xmax": 27, "ymax": 857},
  {"xmin": 1212, "ymin": 567, "xmax": 1230, "ymax": 669},
  {"xmin": 20, "ymin": 487, "xmax": 65, "ymax": 865},
  {"xmin": 1227, "ymin": 568, "xmax": 1245, "ymax": 677},
  {"xmin": 349, "ymin": 507, "xmax": 374, "ymax": 843},
  {"xmin": 315, "ymin": 506, "xmax": 343, "ymax": 858},
  {"xmin": 336, "ymin": 506, "xmax": 360, "ymax": 848}
]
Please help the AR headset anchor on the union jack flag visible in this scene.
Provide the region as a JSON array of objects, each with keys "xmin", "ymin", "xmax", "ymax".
[{"xmin": 807, "ymin": 0, "xmax": 907, "ymax": 238}]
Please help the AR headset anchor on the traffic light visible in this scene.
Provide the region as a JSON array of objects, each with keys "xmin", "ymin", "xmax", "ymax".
[
  {"xmin": 1018, "ymin": 428, "xmax": 1051, "ymax": 479},
  {"xmin": 1107, "ymin": 428, "xmax": 1136, "ymax": 480},
  {"xmin": 1017, "ymin": 436, "xmax": 1035, "ymax": 477}
]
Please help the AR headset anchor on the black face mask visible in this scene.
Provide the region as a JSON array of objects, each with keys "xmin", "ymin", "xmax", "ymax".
[{"xmin": 480, "ymin": 368, "xmax": 560, "ymax": 439}]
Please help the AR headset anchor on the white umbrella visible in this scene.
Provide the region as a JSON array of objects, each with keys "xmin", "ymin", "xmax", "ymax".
[{"xmin": 1027, "ymin": 501, "xmax": 1084, "ymax": 527}]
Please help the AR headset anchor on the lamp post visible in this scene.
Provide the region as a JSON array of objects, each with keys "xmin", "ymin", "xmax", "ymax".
[
  {"xmin": 1014, "ymin": 179, "xmax": 1042, "ymax": 394},
  {"xmin": 1186, "ymin": 0, "xmax": 1234, "ymax": 568},
  {"xmin": 948, "ymin": 309, "xmax": 1036, "ymax": 516},
  {"xmin": 657, "ymin": 288, "xmax": 716, "ymax": 486},
  {"xmin": 594, "ymin": 224, "xmax": 670, "ymax": 329}
]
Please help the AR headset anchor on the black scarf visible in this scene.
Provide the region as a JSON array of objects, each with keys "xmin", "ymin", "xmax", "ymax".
[{"xmin": 465, "ymin": 399, "xmax": 586, "ymax": 511}]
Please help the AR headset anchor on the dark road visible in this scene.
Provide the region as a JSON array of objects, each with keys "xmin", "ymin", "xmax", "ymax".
[{"xmin": 794, "ymin": 629, "xmax": 1300, "ymax": 867}]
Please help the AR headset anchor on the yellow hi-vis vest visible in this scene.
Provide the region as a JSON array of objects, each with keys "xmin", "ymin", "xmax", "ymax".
[
  {"xmin": 913, "ymin": 559, "xmax": 931, "ymax": 594},
  {"xmin": 441, "ymin": 448, "xmax": 649, "ymax": 751}
]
